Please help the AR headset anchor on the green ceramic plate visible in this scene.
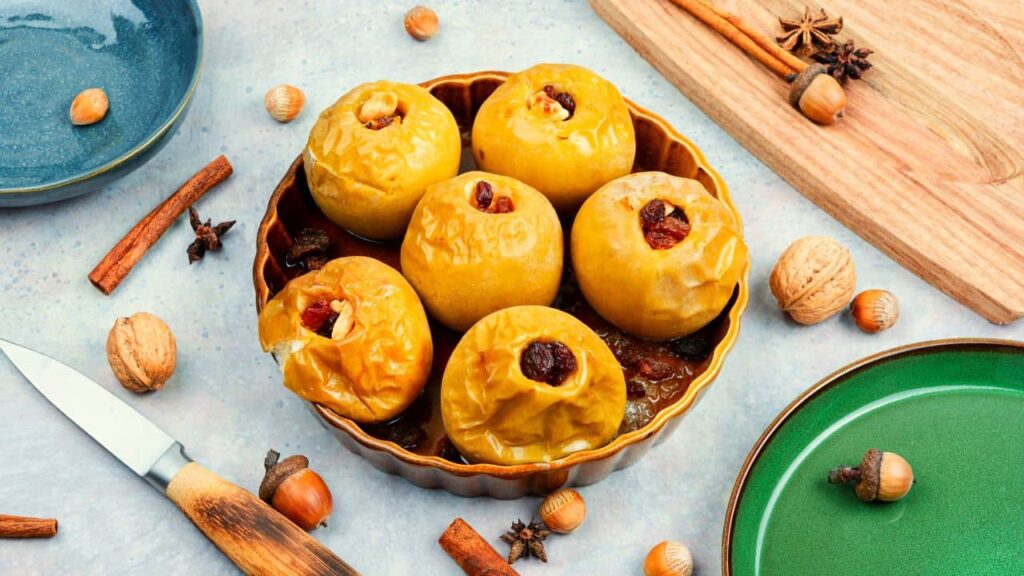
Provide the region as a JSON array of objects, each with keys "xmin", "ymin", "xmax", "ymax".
[{"xmin": 724, "ymin": 339, "xmax": 1024, "ymax": 576}]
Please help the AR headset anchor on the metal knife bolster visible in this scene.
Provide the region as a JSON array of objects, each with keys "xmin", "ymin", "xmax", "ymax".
[{"xmin": 144, "ymin": 442, "xmax": 193, "ymax": 491}]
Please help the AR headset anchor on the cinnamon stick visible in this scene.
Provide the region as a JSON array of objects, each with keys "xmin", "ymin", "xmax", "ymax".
[
  {"xmin": 667, "ymin": 0, "xmax": 796, "ymax": 78},
  {"xmin": 439, "ymin": 518, "xmax": 519, "ymax": 576},
  {"xmin": 88, "ymin": 155, "xmax": 233, "ymax": 294},
  {"xmin": 0, "ymin": 515, "xmax": 58, "ymax": 539},
  {"xmin": 695, "ymin": 0, "xmax": 808, "ymax": 73}
]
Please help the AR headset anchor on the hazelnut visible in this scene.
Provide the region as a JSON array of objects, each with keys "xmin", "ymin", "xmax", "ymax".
[
  {"xmin": 829, "ymin": 448, "xmax": 914, "ymax": 502},
  {"xmin": 769, "ymin": 236, "xmax": 856, "ymax": 325},
  {"xmin": 106, "ymin": 312, "xmax": 177, "ymax": 393},
  {"xmin": 539, "ymin": 488, "xmax": 586, "ymax": 533},
  {"xmin": 264, "ymin": 84, "xmax": 305, "ymax": 123},
  {"xmin": 260, "ymin": 450, "xmax": 333, "ymax": 531},
  {"xmin": 69, "ymin": 88, "xmax": 109, "ymax": 126},
  {"xmin": 358, "ymin": 91, "xmax": 400, "ymax": 124},
  {"xmin": 643, "ymin": 541, "xmax": 693, "ymax": 576},
  {"xmin": 850, "ymin": 289, "xmax": 899, "ymax": 333},
  {"xmin": 788, "ymin": 64, "xmax": 847, "ymax": 125},
  {"xmin": 404, "ymin": 5, "xmax": 439, "ymax": 41}
]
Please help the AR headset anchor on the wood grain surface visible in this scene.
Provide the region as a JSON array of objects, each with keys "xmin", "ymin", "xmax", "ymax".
[
  {"xmin": 592, "ymin": 0, "xmax": 1024, "ymax": 323},
  {"xmin": 166, "ymin": 463, "xmax": 359, "ymax": 576}
]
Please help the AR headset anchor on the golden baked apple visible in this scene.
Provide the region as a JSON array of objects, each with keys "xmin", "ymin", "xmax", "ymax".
[
  {"xmin": 303, "ymin": 81, "xmax": 461, "ymax": 240},
  {"xmin": 401, "ymin": 171, "xmax": 563, "ymax": 331},
  {"xmin": 441, "ymin": 306, "xmax": 626, "ymax": 465},
  {"xmin": 471, "ymin": 64, "xmax": 636, "ymax": 211},
  {"xmin": 258, "ymin": 256, "xmax": 433, "ymax": 423},
  {"xmin": 571, "ymin": 172, "xmax": 747, "ymax": 340}
]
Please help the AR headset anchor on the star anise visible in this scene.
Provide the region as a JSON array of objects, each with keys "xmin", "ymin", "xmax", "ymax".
[
  {"xmin": 777, "ymin": 7, "xmax": 843, "ymax": 56},
  {"xmin": 187, "ymin": 207, "xmax": 235, "ymax": 264},
  {"xmin": 814, "ymin": 39, "xmax": 874, "ymax": 84},
  {"xmin": 500, "ymin": 519, "xmax": 550, "ymax": 564}
]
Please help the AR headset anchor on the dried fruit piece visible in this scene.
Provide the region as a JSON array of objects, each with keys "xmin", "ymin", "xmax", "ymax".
[
  {"xmin": 640, "ymin": 199, "xmax": 691, "ymax": 249},
  {"xmin": 520, "ymin": 340, "xmax": 576, "ymax": 386},
  {"xmin": 543, "ymin": 85, "xmax": 576, "ymax": 119},
  {"xmin": 286, "ymin": 227, "xmax": 331, "ymax": 269},
  {"xmin": 474, "ymin": 180, "xmax": 494, "ymax": 210}
]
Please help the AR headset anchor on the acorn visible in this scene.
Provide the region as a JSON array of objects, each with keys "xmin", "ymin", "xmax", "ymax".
[
  {"xmin": 788, "ymin": 64, "xmax": 846, "ymax": 125},
  {"xmin": 850, "ymin": 289, "xmax": 899, "ymax": 333},
  {"xmin": 539, "ymin": 488, "xmax": 586, "ymax": 534},
  {"xmin": 643, "ymin": 541, "xmax": 693, "ymax": 576},
  {"xmin": 259, "ymin": 450, "xmax": 333, "ymax": 530},
  {"xmin": 828, "ymin": 448, "xmax": 914, "ymax": 502}
]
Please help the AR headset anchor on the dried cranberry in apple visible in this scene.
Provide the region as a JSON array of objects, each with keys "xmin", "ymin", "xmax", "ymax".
[
  {"xmin": 492, "ymin": 196, "xmax": 514, "ymax": 213},
  {"xmin": 637, "ymin": 358, "xmax": 674, "ymax": 381},
  {"xmin": 520, "ymin": 340, "xmax": 576, "ymax": 386},
  {"xmin": 640, "ymin": 199, "xmax": 690, "ymax": 249},
  {"xmin": 301, "ymin": 300, "xmax": 333, "ymax": 332},
  {"xmin": 475, "ymin": 180, "xmax": 494, "ymax": 210}
]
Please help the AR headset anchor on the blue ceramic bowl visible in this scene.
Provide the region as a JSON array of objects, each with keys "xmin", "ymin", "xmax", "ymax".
[{"xmin": 0, "ymin": 0, "xmax": 203, "ymax": 207}]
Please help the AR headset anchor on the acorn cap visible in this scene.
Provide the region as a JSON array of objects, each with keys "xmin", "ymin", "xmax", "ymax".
[
  {"xmin": 855, "ymin": 448, "xmax": 882, "ymax": 502},
  {"xmin": 259, "ymin": 451, "xmax": 309, "ymax": 502},
  {"xmin": 788, "ymin": 64, "xmax": 828, "ymax": 108}
]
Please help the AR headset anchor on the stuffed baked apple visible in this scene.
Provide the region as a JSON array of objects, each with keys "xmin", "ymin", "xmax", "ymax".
[
  {"xmin": 303, "ymin": 81, "xmax": 461, "ymax": 240},
  {"xmin": 441, "ymin": 306, "xmax": 626, "ymax": 465},
  {"xmin": 258, "ymin": 256, "xmax": 433, "ymax": 423},
  {"xmin": 400, "ymin": 171, "xmax": 563, "ymax": 331},
  {"xmin": 571, "ymin": 172, "xmax": 747, "ymax": 340},
  {"xmin": 471, "ymin": 64, "xmax": 635, "ymax": 211}
]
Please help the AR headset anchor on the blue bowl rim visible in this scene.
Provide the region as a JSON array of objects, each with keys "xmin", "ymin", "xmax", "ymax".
[{"xmin": 0, "ymin": 0, "xmax": 205, "ymax": 197}]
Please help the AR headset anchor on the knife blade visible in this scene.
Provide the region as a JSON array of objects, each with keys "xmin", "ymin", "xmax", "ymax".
[{"xmin": 0, "ymin": 339, "xmax": 359, "ymax": 576}]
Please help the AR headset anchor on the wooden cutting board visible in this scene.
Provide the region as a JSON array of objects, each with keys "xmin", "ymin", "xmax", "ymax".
[{"xmin": 592, "ymin": 0, "xmax": 1024, "ymax": 324}]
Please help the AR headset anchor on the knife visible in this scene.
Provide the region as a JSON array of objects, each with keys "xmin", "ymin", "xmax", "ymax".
[{"xmin": 0, "ymin": 339, "xmax": 360, "ymax": 576}]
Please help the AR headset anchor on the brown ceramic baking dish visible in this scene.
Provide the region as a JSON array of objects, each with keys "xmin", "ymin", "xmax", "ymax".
[{"xmin": 254, "ymin": 71, "xmax": 749, "ymax": 498}]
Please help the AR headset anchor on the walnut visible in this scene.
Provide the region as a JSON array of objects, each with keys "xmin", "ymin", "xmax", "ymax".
[
  {"xmin": 106, "ymin": 312, "xmax": 177, "ymax": 393},
  {"xmin": 769, "ymin": 236, "xmax": 856, "ymax": 324}
]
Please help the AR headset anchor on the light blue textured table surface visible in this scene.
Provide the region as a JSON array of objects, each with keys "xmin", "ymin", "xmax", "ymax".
[{"xmin": 2, "ymin": 1, "xmax": 1022, "ymax": 574}]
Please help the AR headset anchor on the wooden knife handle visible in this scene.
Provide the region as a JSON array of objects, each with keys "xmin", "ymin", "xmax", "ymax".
[{"xmin": 166, "ymin": 462, "xmax": 360, "ymax": 576}]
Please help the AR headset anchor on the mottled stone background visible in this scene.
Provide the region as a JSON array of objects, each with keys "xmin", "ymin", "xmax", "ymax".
[{"xmin": 2, "ymin": 1, "xmax": 1021, "ymax": 574}]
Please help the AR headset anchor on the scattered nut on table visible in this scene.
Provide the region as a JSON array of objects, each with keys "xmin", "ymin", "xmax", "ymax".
[
  {"xmin": 850, "ymin": 289, "xmax": 899, "ymax": 333},
  {"xmin": 70, "ymin": 88, "xmax": 109, "ymax": 126},
  {"xmin": 539, "ymin": 488, "xmax": 586, "ymax": 533},
  {"xmin": 643, "ymin": 541, "xmax": 693, "ymax": 576},
  {"xmin": 105, "ymin": 312, "xmax": 177, "ymax": 393},
  {"xmin": 259, "ymin": 450, "xmax": 333, "ymax": 531},
  {"xmin": 264, "ymin": 84, "xmax": 305, "ymax": 123},
  {"xmin": 769, "ymin": 236, "xmax": 856, "ymax": 325},
  {"xmin": 404, "ymin": 5, "xmax": 439, "ymax": 41}
]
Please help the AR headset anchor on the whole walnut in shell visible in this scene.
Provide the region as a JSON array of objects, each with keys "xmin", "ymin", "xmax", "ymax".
[
  {"xmin": 106, "ymin": 312, "xmax": 177, "ymax": 393},
  {"xmin": 770, "ymin": 237, "xmax": 856, "ymax": 324}
]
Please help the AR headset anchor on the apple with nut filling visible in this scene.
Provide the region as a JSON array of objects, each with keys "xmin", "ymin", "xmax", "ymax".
[
  {"xmin": 571, "ymin": 172, "xmax": 748, "ymax": 340},
  {"xmin": 401, "ymin": 171, "xmax": 563, "ymax": 332},
  {"xmin": 304, "ymin": 81, "xmax": 460, "ymax": 240},
  {"xmin": 258, "ymin": 256, "xmax": 433, "ymax": 424},
  {"xmin": 472, "ymin": 64, "xmax": 636, "ymax": 211}
]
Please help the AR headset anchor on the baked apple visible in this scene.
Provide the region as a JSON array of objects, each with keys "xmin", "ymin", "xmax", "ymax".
[
  {"xmin": 441, "ymin": 306, "xmax": 626, "ymax": 465},
  {"xmin": 400, "ymin": 171, "xmax": 563, "ymax": 331},
  {"xmin": 471, "ymin": 64, "xmax": 636, "ymax": 211},
  {"xmin": 303, "ymin": 81, "xmax": 461, "ymax": 240},
  {"xmin": 571, "ymin": 172, "xmax": 747, "ymax": 340},
  {"xmin": 258, "ymin": 256, "xmax": 433, "ymax": 423}
]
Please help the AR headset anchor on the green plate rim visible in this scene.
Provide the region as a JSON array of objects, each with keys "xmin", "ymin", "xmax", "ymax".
[{"xmin": 720, "ymin": 337, "xmax": 1024, "ymax": 576}]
